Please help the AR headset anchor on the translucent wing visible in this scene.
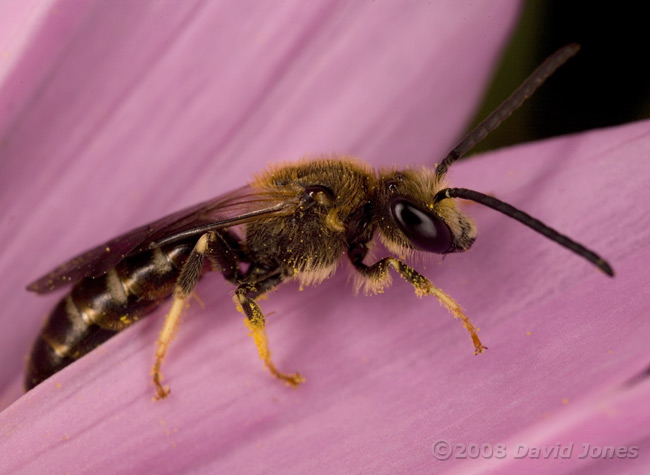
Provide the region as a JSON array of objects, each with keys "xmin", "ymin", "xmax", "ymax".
[{"xmin": 27, "ymin": 185, "xmax": 297, "ymax": 293}]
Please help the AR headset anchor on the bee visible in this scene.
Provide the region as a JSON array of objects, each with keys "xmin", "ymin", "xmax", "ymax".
[{"xmin": 26, "ymin": 44, "xmax": 613, "ymax": 399}]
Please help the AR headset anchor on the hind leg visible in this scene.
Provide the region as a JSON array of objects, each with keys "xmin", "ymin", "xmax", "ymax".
[{"xmin": 152, "ymin": 231, "xmax": 242, "ymax": 399}]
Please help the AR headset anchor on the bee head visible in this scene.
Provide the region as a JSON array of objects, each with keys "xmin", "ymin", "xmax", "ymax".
[
  {"xmin": 366, "ymin": 45, "xmax": 612, "ymax": 276},
  {"xmin": 376, "ymin": 168, "xmax": 476, "ymax": 256}
]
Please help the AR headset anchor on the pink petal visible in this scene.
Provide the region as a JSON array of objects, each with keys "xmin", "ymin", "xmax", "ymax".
[
  {"xmin": 0, "ymin": 0, "xmax": 517, "ymax": 405},
  {"xmin": 441, "ymin": 120, "xmax": 650, "ymax": 473},
  {"xmin": 22, "ymin": 2, "xmax": 650, "ymax": 474},
  {"xmin": 5, "ymin": 117, "xmax": 649, "ymax": 472},
  {"xmin": 0, "ymin": 1, "xmax": 94, "ymax": 132}
]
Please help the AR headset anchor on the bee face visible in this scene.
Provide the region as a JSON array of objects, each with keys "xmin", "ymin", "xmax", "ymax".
[{"xmin": 376, "ymin": 168, "xmax": 477, "ymax": 256}]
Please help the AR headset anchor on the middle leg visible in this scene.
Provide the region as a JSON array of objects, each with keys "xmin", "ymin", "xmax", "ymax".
[{"xmin": 235, "ymin": 274, "xmax": 305, "ymax": 387}]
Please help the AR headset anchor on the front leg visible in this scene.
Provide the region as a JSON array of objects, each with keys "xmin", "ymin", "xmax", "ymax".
[
  {"xmin": 351, "ymin": 253, "xmax": 486, "ymax": 355},
  {"xmin": 235, "ymin": 275, "xmax": 305, "ymax": 387}
]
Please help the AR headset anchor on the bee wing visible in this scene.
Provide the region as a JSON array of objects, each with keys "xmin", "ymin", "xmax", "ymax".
[{"xmin": 27, "ymin": 185, "xmax": 298, "ymax": 293}]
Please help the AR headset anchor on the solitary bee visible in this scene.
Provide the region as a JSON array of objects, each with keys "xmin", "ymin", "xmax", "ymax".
[{"xmin": 26, "ymin": 44, "xmax": 613, "ymax": 399}]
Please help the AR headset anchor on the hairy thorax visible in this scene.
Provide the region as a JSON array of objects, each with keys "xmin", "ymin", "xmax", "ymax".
[{"xmin": 245, "ymin": 157, "xmax": 376, "ymax": 284}]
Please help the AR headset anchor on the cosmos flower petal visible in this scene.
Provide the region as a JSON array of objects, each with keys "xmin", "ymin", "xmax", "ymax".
[
  {"xmin": 3, "ymin": 116, "xmax": 648, "ymax": 472},
  {"xmin": 0, "ymin": 0, "xmax": 518, "ymax": 405},
  {"xmin": 5, "ymin": 2, "xmax": 648, "ymax": 475}
]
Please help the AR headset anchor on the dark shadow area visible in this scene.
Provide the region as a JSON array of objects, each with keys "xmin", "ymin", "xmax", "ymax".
[{"xmin": 470, "ymin": 1, "xmax": 650, "ymax": 154}]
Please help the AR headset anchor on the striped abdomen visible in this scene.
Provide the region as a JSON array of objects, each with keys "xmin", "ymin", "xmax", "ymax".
[{"xmin": 25, "ymin": 242, "xmax": 193, "ymax": 389}]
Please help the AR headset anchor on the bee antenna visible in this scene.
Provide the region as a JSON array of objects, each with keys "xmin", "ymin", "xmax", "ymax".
[
  {"xmin": 435, "ymin": 43, "xmax": 581, "ymax": 180},
  {"xmin": 433, "ymin": 187, "xmax": 615, "ymax": 277}
]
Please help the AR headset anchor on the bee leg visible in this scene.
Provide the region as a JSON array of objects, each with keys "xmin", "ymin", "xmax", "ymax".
[
  {"xmin": 206, "ymin": 230, "xmax": 246, "ymax": 284},
  {"xmin": 152, "ymin": 232, "xmax": 217, "ymax": 400},
  {"xmin": 352, "ymin": 256, "xmax": 487, "ymax": 355},
  {"xmin": 235, "ymin": 278, "xmax": 305, "ymax": 388}
]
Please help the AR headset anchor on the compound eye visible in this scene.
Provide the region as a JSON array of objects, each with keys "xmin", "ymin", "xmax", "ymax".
[{"xmin": 390, "ymin": 199, "xmax": 452, "ymax": 253}]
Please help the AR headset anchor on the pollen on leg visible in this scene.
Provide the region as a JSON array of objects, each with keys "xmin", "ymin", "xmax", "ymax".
[
  {"xmin": 424, "ymin": 284, "xmax": 487, "ymax": 355},
  {"xmin": 354, "ymin": 261, "xmax": 392, "ymax": 295},
  {"xmin": 195, "ymin": 232, "xmax": 211, "ymax": 254},
  {"xmin": 391, "ymin": 259, "xmax": 487, "ymax": 355},
  {"xmin": 239, "ymin": 295, "xmax": 304, "ymax": 388},
  {"xmin": 152, "ymin": 297, "xmax": 185, "ymax": 400}
]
